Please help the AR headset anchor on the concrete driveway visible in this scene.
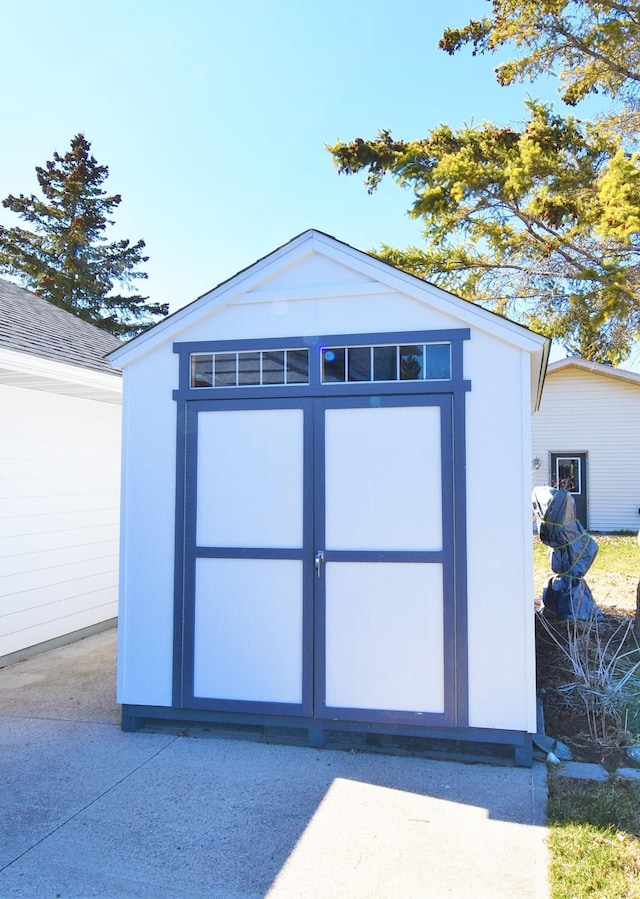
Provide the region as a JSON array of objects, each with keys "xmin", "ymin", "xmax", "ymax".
[{"xmin": 0, "ymin": 630, "xmax": 549, "ymax": 898}]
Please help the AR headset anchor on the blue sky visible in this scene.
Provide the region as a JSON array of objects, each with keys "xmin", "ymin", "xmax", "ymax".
[{"xmin": 3, "ymin": 0, "xmax": 630, "ymax": 363}]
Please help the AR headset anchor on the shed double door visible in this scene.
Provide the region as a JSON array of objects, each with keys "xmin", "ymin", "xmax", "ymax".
[{"xmin": 180, "ymin": 394, "xmax": 456, "ymax": 726}]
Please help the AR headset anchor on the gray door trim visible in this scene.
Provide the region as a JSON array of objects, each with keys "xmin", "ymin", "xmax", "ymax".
[{"xmin": 172, "ymin": 329, "xmax": 470, "ymax": 728}]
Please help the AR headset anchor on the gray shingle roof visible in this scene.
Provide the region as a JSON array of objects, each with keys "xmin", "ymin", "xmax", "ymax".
[{"xmin": 0, "ymin": 278, "xmax": 121, "ymax": 373}]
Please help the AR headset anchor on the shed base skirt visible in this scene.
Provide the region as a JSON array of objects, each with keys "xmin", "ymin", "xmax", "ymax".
[{"xmin": 121, "ymin": 704, "xmax": 533, "ymax": 767}]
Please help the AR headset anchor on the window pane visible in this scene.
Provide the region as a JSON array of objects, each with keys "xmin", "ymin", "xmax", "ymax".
[
  {"xmin": 322, "ymin": 348, "xmax": 346, "ymax": 382},
  {"xmin": 556, "ymin": 458, "xmax": 581, "ymax": 493},
  {"xmin": 262, "ymin": 351, "xmax": 285, "ymax": 384},
  {"xmin": 400, "ymin": 345, "xmax": 424, "ymax": 380},
  {"xmin": 238, "ymin": 352, "xmax": 261, "ymax": 385},
  {"xmin": 191, "ymin": 354, "xmax": 213, "ymax": 388},
  {"xmin": 373, "ymin": 346, "xmax": 397, "ymax": 381},
  {"xmin": 215, "ymin": 353, "xmax": 237, "ymax": 387},
  {"xmin": 286, "ymin": 349, "xmax": 309, "ymax": 384},
  {"xmin": 425, "ymin": 344, "xmax": 451, "ymax": 380},
  {"xmin": 348, "ymin": 346, "xmax": 371, "ymax": 382}
]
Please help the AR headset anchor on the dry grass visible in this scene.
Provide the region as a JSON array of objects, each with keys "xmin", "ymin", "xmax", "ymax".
[
  {"xmin": 534, "ymin": 534, "xmax": 639, "ymax": 614},
  {"xmin": 537, "ymin": 612, "xmax": 640, "ymax": 747}
]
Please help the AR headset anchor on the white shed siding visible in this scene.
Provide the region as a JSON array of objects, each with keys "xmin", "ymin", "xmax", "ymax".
[
  {"xmin": 117, "ymin": 291, "xmax": 457, "ymax": 708},
  {"xmin": 532, "ymin": 367, "xmax": 640, "ymax": 531},
  {"xmin": 0, "ymin": 384, "xmax": 121, "ymax": 659},
  {"xmin": 116, "ymin": 249, "xmax": 539, "ymax": 734},
  {"xmin": 465, "ymin": 335, "xmax": 536, "ymax": 732},
  {"xmin": 176, "ymin": 291, "xmax": 461, "ymax": 345},
  {"xmin": 116, "ymin": 353, "xmax": 178, "ymax": 705}
]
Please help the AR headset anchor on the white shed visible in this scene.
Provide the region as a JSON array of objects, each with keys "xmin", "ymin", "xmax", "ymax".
[
  {"xmin": 532, "ymin": 357, "xmax": 640, "ymax": 532},
  {"xmin": 109, "ymin": 230, "xmax": 549, "ymax": 764},
  {"xmin": 0, "ymin": 279, "xmax": 122, "ymax": 664}
]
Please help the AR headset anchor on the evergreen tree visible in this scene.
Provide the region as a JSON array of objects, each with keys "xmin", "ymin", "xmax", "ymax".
[
  {"xmin": 329, "ymin": 102, "xmax": 640, "ymax": 364},
  {"xmin": 0, "ymin": 134, "xmax": 167, "ymax": 338},
  {"xmin": 440, "ymin": 0, "xmax": 640, "ymax": 114},
  {"xmin": 329, "ymin": 0, "xmax": 640, "ymax": 364}
]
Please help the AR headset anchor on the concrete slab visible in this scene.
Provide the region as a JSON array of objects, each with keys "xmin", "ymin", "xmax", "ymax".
[
  {"xmin": 266, "ymin": 755, "xmax": 549, "ymax": 899},
  {"xmin": 0, "ymin": 628, "xmax": 119, "ymax": 724},
  {"xmin": 0, "ymin": 630, "xmax": 550, "ymax": 898},
  {"xmin": 0, "ymin": 718, "xmax": 174, "ymax": 872}
]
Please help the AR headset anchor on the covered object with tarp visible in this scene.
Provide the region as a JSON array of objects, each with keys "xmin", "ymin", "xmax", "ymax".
[{"xmin": 532, "ymin": 486, "xmax": 602, "ymax": 620}]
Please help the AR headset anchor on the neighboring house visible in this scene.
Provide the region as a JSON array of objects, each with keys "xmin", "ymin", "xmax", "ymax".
[
  {"xmin": 532, "ymin": 357, "xmax": 640, "ymax": 532},
  {"xmin": 109, "ymin": 229, "xmax": 549, "ymax": 764},
  {"xmin": 0, "ymin": 278, "xmax": 122, "ymax": 664}
]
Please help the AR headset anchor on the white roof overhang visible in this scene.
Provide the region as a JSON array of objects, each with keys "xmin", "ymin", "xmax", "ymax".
[{"xmin": 0, "ymin": 346, "xmax": 122, "ymax": 404}]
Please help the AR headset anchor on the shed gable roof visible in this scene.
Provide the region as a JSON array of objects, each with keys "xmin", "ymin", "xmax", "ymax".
[
  {"xmin": 110, "ymin": 230, "xmax": 549, "ymax": 367},
  {"xmin": 0, "ymin": 277, "xmax": 121, "ymax": 373}
]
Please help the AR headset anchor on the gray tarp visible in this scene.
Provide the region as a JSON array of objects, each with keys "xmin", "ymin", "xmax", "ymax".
[{"xmin": 532, "ymin": 485, "xmax": 602, "ymax": 620}]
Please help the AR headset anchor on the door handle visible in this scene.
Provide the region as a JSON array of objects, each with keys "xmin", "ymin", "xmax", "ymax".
[{"xmin": 315, "ymin": 550, "xmax": 325, "ymax": 577}]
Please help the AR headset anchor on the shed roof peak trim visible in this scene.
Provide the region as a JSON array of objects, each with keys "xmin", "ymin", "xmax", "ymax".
[
  {"xmin": 108, "ymin": 229, "xmax": 549, "ymax": 367},
  {"xmin": 235, "ymin": 282, "xmax": 392, "ymax": 304}
]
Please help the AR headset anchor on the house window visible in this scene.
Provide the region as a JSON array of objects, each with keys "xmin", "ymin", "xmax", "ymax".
[
  {"xmin": 554, "ymin": 457, "xmax": 581, "ymax": 493},
  {"xmin": 190, "ymin": 349, "xmax": 310, "ymax": 388},
  {"xmin": 321, "ymin": 342, "xmax": 451, "ymax": 384}
]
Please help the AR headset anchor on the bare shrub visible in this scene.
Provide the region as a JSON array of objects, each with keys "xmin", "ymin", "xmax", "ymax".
[{"xmin": 538, "ymin": 610, "xmax": 640, "ymax": 747}]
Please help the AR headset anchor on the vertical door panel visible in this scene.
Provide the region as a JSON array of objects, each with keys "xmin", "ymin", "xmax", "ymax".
[
  {"xmin": 324, "ymin": 406, "xmax": 442, "ymax": 551},
  {"xmin": 324, "ymin": 561, "xmax": 444, "ymax": 712},
  {"xmin": 196, "ymin": 408, "xmax": 304, "ymax": 548},
  {"xmin": 194, "ymin": 558, "xmax": 303, "ymax": 703}
]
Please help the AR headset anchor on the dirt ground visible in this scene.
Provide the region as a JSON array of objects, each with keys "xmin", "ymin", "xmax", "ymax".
[
  {"xmin": 534, "ymin": 534, "xmax": 640, "ymax": 766},
  {"xmin": 534, "ymin": 569, "xmax": 639, "ymax": 616},
  {"xmin": 536, "ymin": 596, "xmax": 640, "ymax": 768}
]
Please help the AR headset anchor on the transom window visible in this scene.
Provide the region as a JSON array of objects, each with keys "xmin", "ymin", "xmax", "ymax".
[
  {"xmin": 321, "ymin": 343, "xmax": 451, "ymax": 383},
  {"xmin": 191, "ymin": 349, "xmax": 309, "ymax": 388},
  {"xmin": 183, "ymin": 334, "xmax": 462, "ymax": 392}
]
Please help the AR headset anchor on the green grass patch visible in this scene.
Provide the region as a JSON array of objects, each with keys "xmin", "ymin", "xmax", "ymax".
[
  {"xmin": 548, "ymin": 775, "xmax": 640, "ymax": 898},
  {"xmin": 549, "ymin": 776, "xmax": 640, "ymax": 834},
  {"xmin": 535, "ymin": 534, "xmax": 638, "ymax": 580},
  {"xmin": 590, "ymin": 536, "xmax": 640, "ymax": 579}
]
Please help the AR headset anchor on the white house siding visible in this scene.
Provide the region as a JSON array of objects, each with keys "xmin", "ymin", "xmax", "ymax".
[
  {"xmin": 0, "ymin": 384, "xmax": 121, "ymax": 660},
  {"xmin": 115, "ymin": 243, "xmax": 541, "ymax": 734},
  {"xmin": 532, "ymin": 366, "xmax": 640, "ymax": 532}
]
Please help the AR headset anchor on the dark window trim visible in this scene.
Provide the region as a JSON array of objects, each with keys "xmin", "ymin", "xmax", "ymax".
[{"xmin": 173, "ymin": 328, "xmax": 470, "ymax": 399}]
